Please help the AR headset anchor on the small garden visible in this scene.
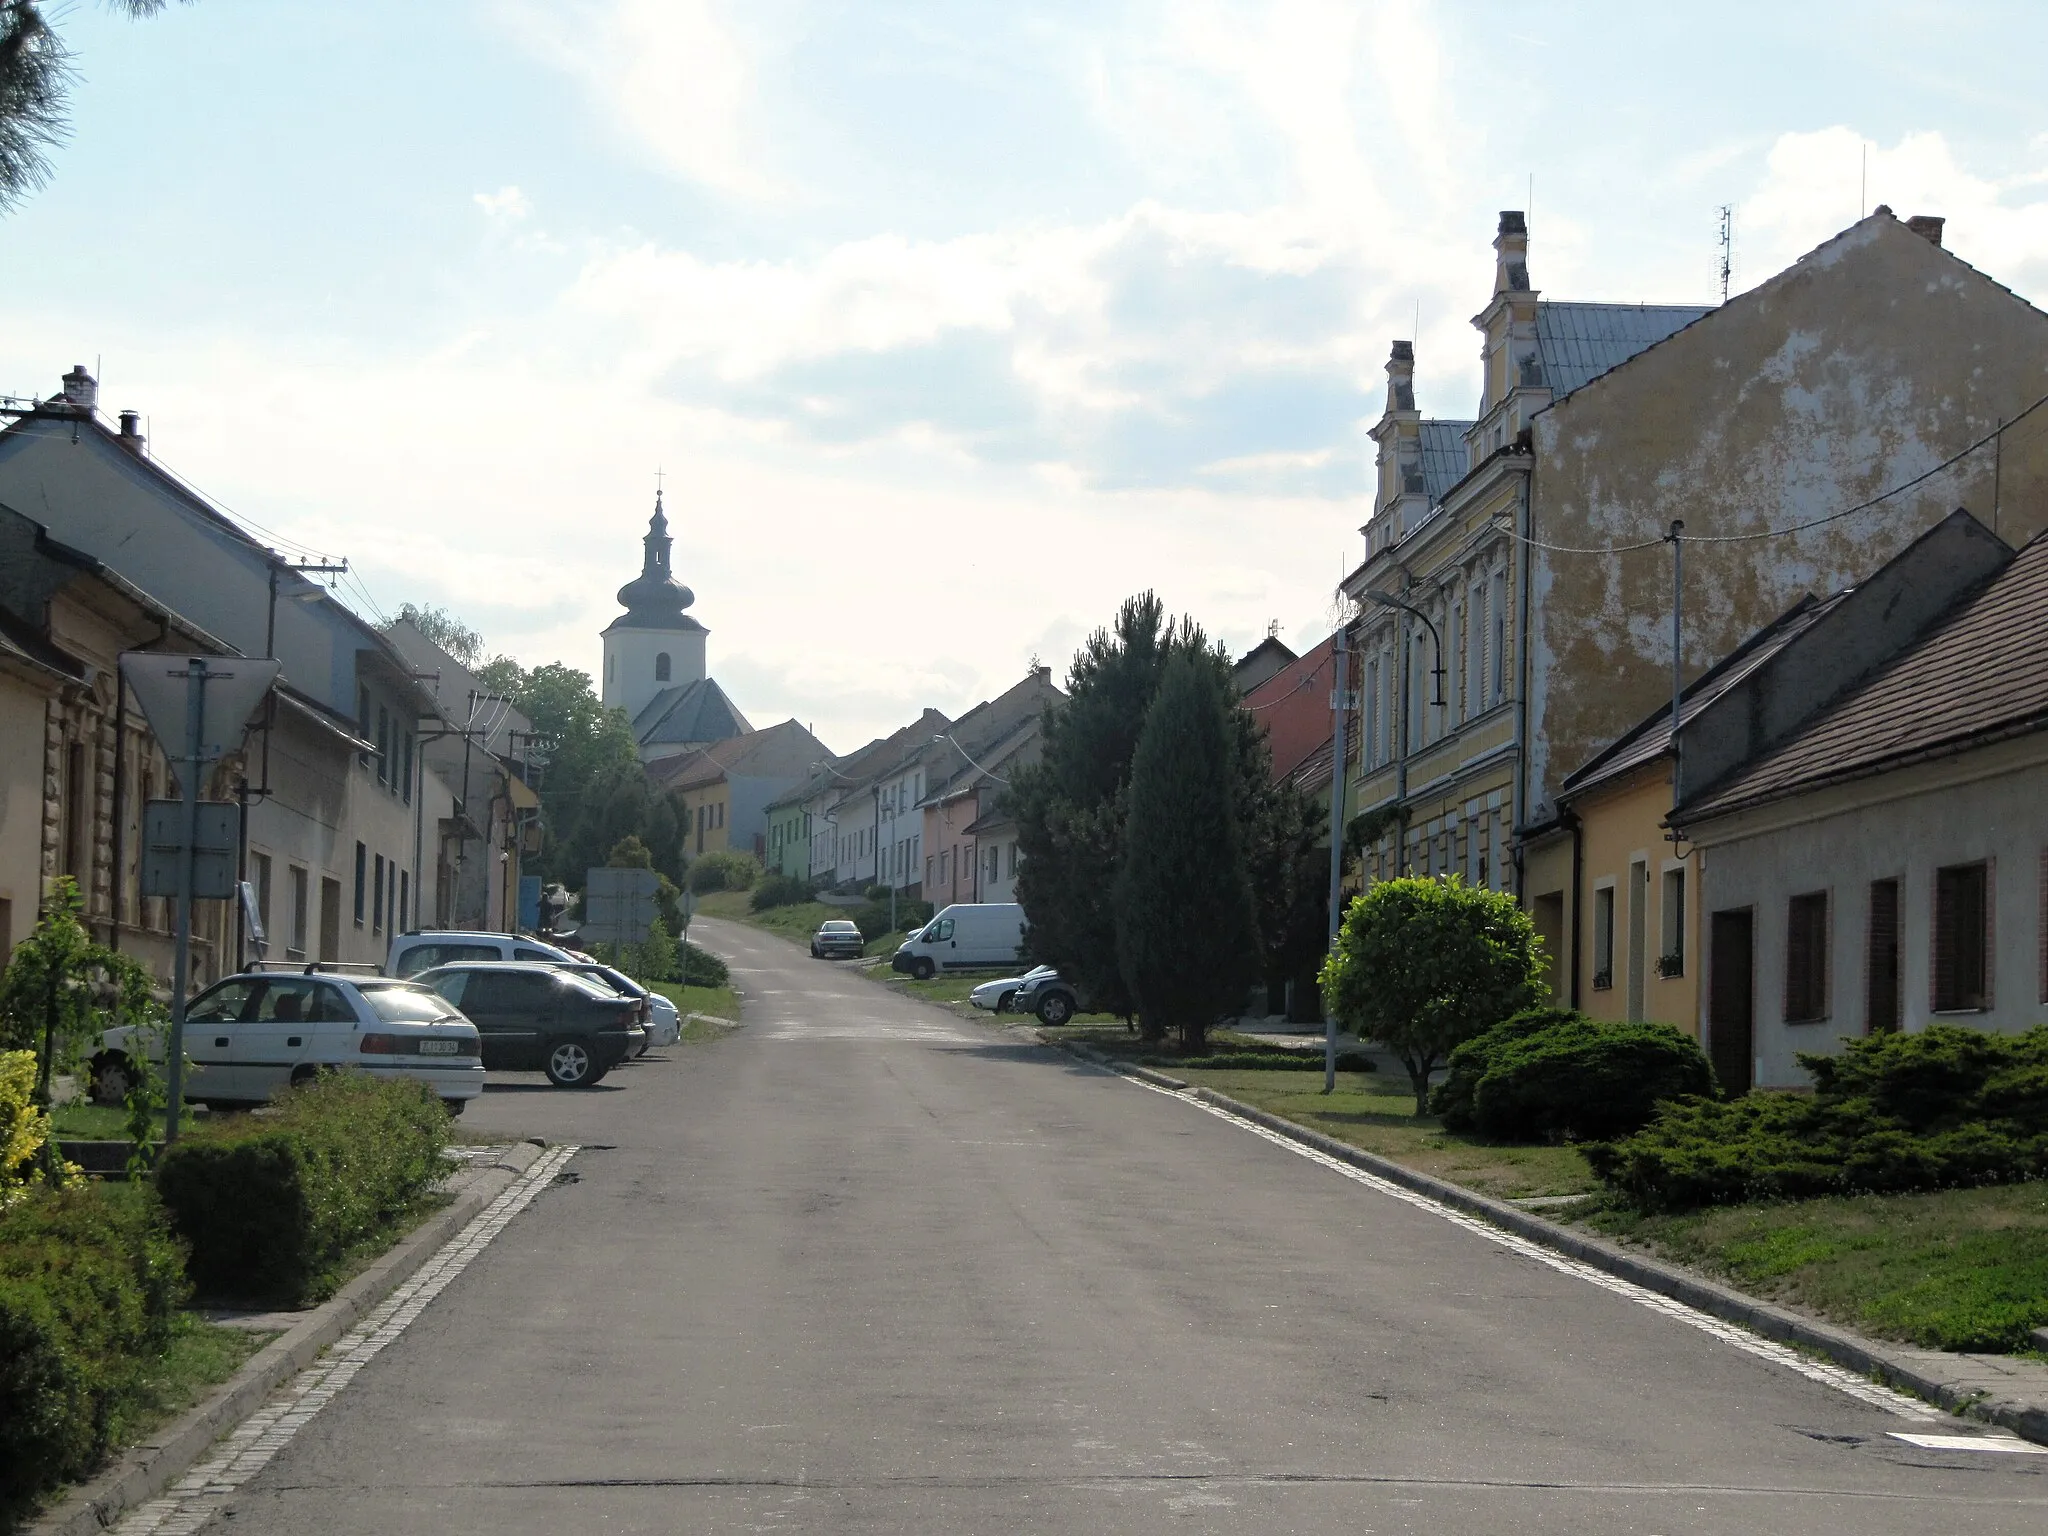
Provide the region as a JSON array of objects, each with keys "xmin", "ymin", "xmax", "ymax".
[
  {"xmin": 1299, "ymin": 876, "xmax": 2048, "ymax": 1355},
  {"xmin": 0, "ymin": 885, "xmax": 470, "ymax": 1529}
]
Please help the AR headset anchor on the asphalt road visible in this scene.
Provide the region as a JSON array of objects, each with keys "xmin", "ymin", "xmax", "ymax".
[{"xmin": 209, "ymin": 916, "xmax": 2047, "ymax": 1534}]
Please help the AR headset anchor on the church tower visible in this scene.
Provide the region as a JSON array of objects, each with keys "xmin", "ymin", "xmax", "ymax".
[{"xmin": 601, "ymin": 491, "xmax": 707, "ymax": 725}]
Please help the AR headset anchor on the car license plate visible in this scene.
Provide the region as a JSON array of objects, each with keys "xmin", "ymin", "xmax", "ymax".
[{"xmin": 419, "ymin": 1039, "xmax": 460, "ymax": 1055}]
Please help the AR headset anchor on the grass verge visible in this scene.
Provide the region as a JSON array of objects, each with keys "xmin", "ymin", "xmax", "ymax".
[
  {"xmin": 652, "ymin": 981, "xmax": 742, "ymax": 1024},
  {"xmin": 1582, "ymin": 1183, "xmax": 2048, "ymax": 1353},
  {"xmin": 51, "ymin": 1103, "xmax": 163, "ymax": 1139},
  {"xmin": 1170, "ymin": 1068, "xmax": 1598, "ymax": 1200}
]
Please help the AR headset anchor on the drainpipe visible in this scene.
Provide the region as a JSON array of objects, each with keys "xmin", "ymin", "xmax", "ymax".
[
  {"xmin": 1511, "ymin": 468, "xmax": 1533, "ymax": 897},
  {"xmin": 109, "ymin": 667, "xmax": 128, "ymax": 953},
  {"xmin": 1394, "ymin": 621, "xmax": 1411, "ymax": 875},
  {"xmin": 1567, "ymin": 806, "xmax": 1584, "ymax": 1011}
]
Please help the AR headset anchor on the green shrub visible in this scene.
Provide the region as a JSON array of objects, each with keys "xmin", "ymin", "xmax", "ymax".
[
  {"xmin": 0, "ymin": 1183, "xmax": 186, "ymax": 1517},
  {"xmin": 154, "ymin": 1074, "xmax": 449, "ymax": 1306},
  {"xmin": 681, "ymin": 942, "xmax": 729, "ymax": 988},
  {"xmin": 687, "ymin": 850, "xmax": 760, "ymax": 895},
  {"xmin": 1432, "ymin": 1010, "xmax": 1715, "ymax": 1141},
  {"xmin": 750, "ymin": 872, "xmax": 813, "ymax": 911},
  {"xmin": 1, "ymin": 1048, "xmax": 50, "ymax": 1195},
  {"xmin": 1588, "ymin": 1024, "xmax": 2048, "ymax": 1212}
]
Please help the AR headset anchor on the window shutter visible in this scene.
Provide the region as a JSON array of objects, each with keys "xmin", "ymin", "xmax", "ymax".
[
  {"xmin": 2040, "ymin": 849, "xmax": 2048, "ymax": 1004},
  {"xmin": 1931, "ymin": 867, "xmax": 1949, "ymax": 1014},
  {"xmin": 1984, "ymin": 855, "xmax": 1996, "ymax": 1011},
  {"xmin": 1785, "ymin": 899, "xmax": 1810, "ymax": 1022}
]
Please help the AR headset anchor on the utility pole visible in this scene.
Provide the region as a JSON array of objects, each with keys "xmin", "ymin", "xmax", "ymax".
[{"xmin": 1323, "ymin": 628, "xmax": 1349, "ymax": 1094}]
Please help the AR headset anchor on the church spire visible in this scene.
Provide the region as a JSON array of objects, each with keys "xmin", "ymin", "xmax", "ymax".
[{"xmin": 614, "ymin": 488, "xmax": 697, "ymax": 624}]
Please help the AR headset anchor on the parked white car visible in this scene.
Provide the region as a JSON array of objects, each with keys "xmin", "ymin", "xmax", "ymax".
[
  {"xmin": 645, "ymin": 991, "xmax": 682, "ymax": 1047},
  {"xmin": 90, "ymin": 968, "xmax": 485, "ymax": 1113},
  {"xmin": 386, "ymin": 929, "xmax": 579, "ymax": 978}
]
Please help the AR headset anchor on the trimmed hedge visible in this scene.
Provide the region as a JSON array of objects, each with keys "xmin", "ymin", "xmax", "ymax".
[
  {"xmin": 154, "ymin": 1074, "xmax": 449, "ymax": 1306},
  {"xmin": 1432, "ymin": 1010, "xmax": 1716, "ymax": 1142},
  {"xmin": 0, "ymin": 1183, "xmax": 186, "ymax": 1520},
  {"xmin": 687, "ymin": 850, "xmax": 760, "ymax": 894},
  {"xmin": 1587, "ymin": 1024, "xmax": 2048, "ymax": 1212}
]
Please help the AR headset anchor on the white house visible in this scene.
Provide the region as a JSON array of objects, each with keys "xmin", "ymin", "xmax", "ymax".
[
  {"xmin": 0, "ymin": 367, "xmax": 451, "ymax": 971},
  {"xmin": 1673, "ymin": 519, "xmax": 2048, "ymax": 1089}
]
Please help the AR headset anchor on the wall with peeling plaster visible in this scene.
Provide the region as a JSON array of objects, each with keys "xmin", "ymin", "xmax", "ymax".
[{"xmin": 1527, "ymin": 213, "xmax": 2048, "ymax": 813}]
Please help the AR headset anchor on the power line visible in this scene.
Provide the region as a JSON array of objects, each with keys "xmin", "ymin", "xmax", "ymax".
[{"xmin": 1502, "ymin": 388, "xmax": 2048, "ymax": 557}]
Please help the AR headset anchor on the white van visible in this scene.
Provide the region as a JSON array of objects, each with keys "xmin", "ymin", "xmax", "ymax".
[
  {"xmin": 386, "ymin": 930, "xmax": 577, "ymax": 978},
  {"xmin": 893, "ymin": 903, "xmax": 1025, "ymax": 980}
]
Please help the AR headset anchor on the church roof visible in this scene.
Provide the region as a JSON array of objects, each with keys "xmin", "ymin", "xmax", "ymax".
[{"xmin": 631, "ymin": 675, "xmax": 753, "ymax": 750}]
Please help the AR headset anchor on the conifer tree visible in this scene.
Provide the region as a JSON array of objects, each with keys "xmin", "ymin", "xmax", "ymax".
[{"xmin": 1114, "ymin": 651, "xmax": 1260, "ymax": 1049}]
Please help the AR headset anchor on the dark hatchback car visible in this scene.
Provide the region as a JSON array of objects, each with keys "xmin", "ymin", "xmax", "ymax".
[{"xmin": 416, "ymin": 963, "xmax": 643, "ymax": 1088}]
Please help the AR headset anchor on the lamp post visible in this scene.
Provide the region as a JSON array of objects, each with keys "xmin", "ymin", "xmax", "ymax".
[
  {"xmin": 1322, "ymin": 628, "xmax": 1349, "ymax": 1094},
  {"xmin": 1364, "ymin": 588, "xmax": 1444, "ymax": 879}
]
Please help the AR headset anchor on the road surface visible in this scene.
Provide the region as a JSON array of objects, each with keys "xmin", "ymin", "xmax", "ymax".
[{"xmin": 199, "ymin": 915, "xmax": 2047, "ymax": 1534}]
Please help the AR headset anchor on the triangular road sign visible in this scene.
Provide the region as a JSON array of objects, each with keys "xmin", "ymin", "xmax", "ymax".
[{"xmin": 118, "ymin": 654, "xmax": 281, "ymax": 787}]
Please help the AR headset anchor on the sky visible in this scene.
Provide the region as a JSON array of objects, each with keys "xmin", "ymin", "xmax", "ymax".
[{"xmin": 5, "ymin": 0, "xmax": 2048, "ymax": 752}]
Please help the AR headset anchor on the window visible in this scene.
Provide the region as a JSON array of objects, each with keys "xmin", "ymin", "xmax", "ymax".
[
  {"xmin": 401, "ymin": 733, "xmax": 414, "ymax": 804},
  {"xmin": 1592, "ymin": 884, "xmax": 1615, "ymax": 989},
  {"xmin": 251, "ymin": 852, "xmax": 273, "ymax": 943},
  {"xmin": 358, "ymin": 686, "xmax": 373, "ymax": 765},
  {"xmin": 1784, "ymin": 891, "xmax": 1830, "ymax": 1022},
  {"xmin": 289, "ymin": 866, "xmax": 309, "ymax": 957},
  {"xmin": 353, "ymin": 843, "xmax": 367, "ymax": 926},
  {"xmin": 63, "ymin": 740, "xmax": 92, "ymax": 880},
  {"xmin": 1933, "ymin": 861, "xmax": 1990, "ymax": 1012},
  {"xmin": 1364, "ymin": 659, "xmax": 1379, "ymax": 765},
  {"xmin": 1447, "ymin": 601, "xmax": 1463, "ymax": 721},
  {"xmin": 1866, "ymin": 878, "xmax": 1900, "ymax": 1033},
  {"xmin": 373, "ymin": 854, "xmax": 386, "ymax": 933},
  {"xmin": 376, "ymin": 706, "xmax": 390, "ymax": 784},
  {"xmin": 655, "ymin": 652, "xmax": 671, "ymax": 682},
  {"xmin": 1468, "ymin": 583, "xmax": 1486, "ymax": 715},
  {"xmin": 1660, "ymin": 867, "xmax": 1686, "ymax": 977},
  {"xmin": 1008, "ymin": 842, "xmax": 1019, "ymax": 877},
  {"xmin": 925, "ymin": 855, "xmax": 934, "ymax": 886},
  {"xmin": 1490, "ymin": 571, "xmax": 1508, "ymax": 703},
  {"xmin": 399, "ymin": 869, "xmax": 410, "ymax": 933}
]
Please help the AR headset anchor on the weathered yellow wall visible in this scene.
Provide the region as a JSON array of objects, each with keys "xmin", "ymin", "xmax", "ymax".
[
  {"xmin": 0, "ymin": 676, "xmax": 49, "ymax": 955},
  {"xmin": 1573, "ymin": 768, "xmax": 1698, "ymax": 1034},
  {"xmin": 1528, "ymin": 214, "xmax": 2048, "ymax": 811}
]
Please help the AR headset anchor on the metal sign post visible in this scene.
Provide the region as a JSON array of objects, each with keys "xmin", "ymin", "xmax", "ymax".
[{"xmin": 118, "ymin": 653, "xmax": 279, "ymax": 1141}]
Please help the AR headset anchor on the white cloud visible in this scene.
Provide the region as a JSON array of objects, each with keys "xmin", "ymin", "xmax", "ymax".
[
  {"xmin": 494, "ymin": 0, "xmax": 783, "ymax": 200},
  {"xmin": 1738, "ymin": 128, "xmax": 2048, "ymax": 297},
  {"xmin": 473, "ymin": 185, "xmax": 533, "ymax": 222}
]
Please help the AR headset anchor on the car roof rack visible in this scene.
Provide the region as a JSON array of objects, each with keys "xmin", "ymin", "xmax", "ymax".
[{"xmin": 245, "ymin": 961, "xmax": 382, "ymax": 976}]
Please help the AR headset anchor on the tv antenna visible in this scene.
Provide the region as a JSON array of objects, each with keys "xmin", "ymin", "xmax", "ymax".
[{"xmin": 1717, "ymin": 205, "xmax": 1733, "ymax": 303}]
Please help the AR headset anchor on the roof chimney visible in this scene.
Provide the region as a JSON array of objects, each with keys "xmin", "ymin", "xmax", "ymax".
[
  {"xmin": 1906, "ymin": 214, "xmax": 1945, "ymax": 247},
  {"xmin": 1493, "ymin": 211, "xmax": 1530, "ymax": 295},
  {"xmin": 117, "ymin": 410, "xmax": 146, "ymax": 455},
  {"xmin": 1385, "ymin": 340, "xmax": 1416, "ymax": 414},
  {"xmin": 59, "ymin": 364, "xmax": 97, "ymax": 413}
]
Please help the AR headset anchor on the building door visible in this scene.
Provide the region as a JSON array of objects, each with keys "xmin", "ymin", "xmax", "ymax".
[
  {"xmin": 1708, "ymin": 908, "xmax": 1754, "ymax": 1095},
  {"xmin": 319, "ymin": 877, "xmax": 343, "ymax": 962}
]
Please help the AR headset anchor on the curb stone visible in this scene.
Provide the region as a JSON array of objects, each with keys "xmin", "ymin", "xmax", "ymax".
[
  {"xmin": 1036, "ymin": 1031, "xmax": 2048, "ymax": 1448},
  {"xmin": 28, "ymin": 1141, "xmax": 550, "ymax": 1536}
]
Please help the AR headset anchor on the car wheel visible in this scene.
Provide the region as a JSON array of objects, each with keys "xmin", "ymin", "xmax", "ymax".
[
  {"xmin": 289, "ymin": 1065, "xmax": 321, "ymax": 1089},
  {"xmin": 545, "ymin": 1040, "xmax": 601, "ymax": 1088},
  {"xmin": 912, "ymin": 958, "xmax": 936, "ymax": 981},
  {"xmin": 441, "ymin": 1097, "xmax": 468, "ymax": 1117},
  {"xmin": 89, "ymin": 1053, "xmax": 134, "ymax": 1107},
  {"xmin": 996, "ymin": 991, "xmax": 1016, "ymax": 1014},
  {"xmin": 810, "ymin": 943, "xmax": 821, "ymax": 957},
  {"xmin": 1036, "ymin": 991, "xmax": 1074, "ymax": 1026}
]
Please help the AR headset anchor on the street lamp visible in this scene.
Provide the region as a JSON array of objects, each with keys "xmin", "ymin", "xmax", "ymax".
[{"xmin": 1364, "ymin": 588, "xmax": 1446, "ymax": 707}]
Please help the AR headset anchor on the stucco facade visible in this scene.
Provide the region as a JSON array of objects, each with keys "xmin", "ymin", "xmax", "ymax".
[
  {"xmin": 1525, "ymin": 211, "xmax": 2048, "ymax": 819},
  {"xmin": 1558, "ymin": 766, "xmax": 1699, "ymax": 1034},
  {"xmin": 1683, "ymin": 739, "xmax": 2048, "ymax": 1088}
]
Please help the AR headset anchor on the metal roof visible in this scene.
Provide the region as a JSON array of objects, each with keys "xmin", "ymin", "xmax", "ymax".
[
  {"xmin": 1419, "ymin": 420, "xmax": 1475, "ymax": 506},
  {"xmin": 1535, "ymin": 302, "xmax": 1713, "ymax": 400},
  {"xmin": 631, "ymin": 676, "xmax": 753, "ymax": 748}
]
